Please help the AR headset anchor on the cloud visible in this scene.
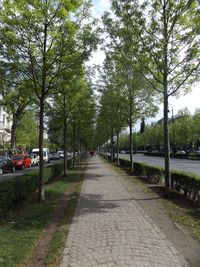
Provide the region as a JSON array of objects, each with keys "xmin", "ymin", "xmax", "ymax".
[
  {"xmin": 87, "ymin": 0, "xmax": 110, "ymax": 68},
  {"xmin": 91, "ymin": 0, "xmax": 111, "ymax": 18}
]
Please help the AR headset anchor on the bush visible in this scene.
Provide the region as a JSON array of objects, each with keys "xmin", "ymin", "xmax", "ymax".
[
  {"xmin": 144, "ymin": 152, "xmax": 165, "ymax": 157},
  {"xmin": 116, "ymin": 157, "xmax": 200, "ymax": 203},
  {"xmin": 0, "ymin": 162, "xmax": 65, "ymax": 213},
  {"xmin": 119, "ymin": 158, "xmax": 130, "ymax": 168},
  {"xmin": 133, "ymin": 162, "xmax": 164, "ymax": 184},
  {"xmin": 171, "ymin": 171, "xmax": 200, "ymax": 201},
  {"xmin": 172, "ymin": 153, "xmax": 187, "ymax": 159},
  {"xmin": 187, "ymin": 153, "xmax": 200, "ymax": 160}
]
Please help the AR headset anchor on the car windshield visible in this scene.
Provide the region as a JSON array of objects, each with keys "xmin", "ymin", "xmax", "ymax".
[
  {"xmin": 12, "ymin": 156, "xmax": 23, "ymax": 160},
  {"xmin": 32, "ymin": 151, "xmax": 39, "ymax": 156}
]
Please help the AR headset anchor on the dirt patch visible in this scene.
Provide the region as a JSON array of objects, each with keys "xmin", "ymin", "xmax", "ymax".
[
  {"xmin": 23, "ymin": 167, "xmax": 85, "ymax": 267},
  {"xmin": 26, "ymin": 198, "xmax": 68, "ymax": 267},
  {"xmin": 108, "ymin": 163, "xmax": 200, "ymax": 267}
]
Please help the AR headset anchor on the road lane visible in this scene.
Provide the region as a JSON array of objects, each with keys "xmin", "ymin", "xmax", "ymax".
[{"xmin": 117, "ymin": 154, "xmax": 200, "ymax": 176}]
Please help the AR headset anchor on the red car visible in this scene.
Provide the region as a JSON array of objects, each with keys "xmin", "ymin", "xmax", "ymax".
[{"xmin": 12, "ymin": 154, "xmax": 31, "ymax": 170}]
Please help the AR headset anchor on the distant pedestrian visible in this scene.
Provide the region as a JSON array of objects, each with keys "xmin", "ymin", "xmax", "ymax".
[{"xmin": 90, "ymin": 150, "xmax": 94, "ymax": 158}]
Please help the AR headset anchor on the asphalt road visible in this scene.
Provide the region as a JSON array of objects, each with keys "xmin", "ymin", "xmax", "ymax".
[
  {"xmin": 117, "ymin": 153, "xmax": 200, "ymax": 176},
  {"xmin": 0, "ymin": 159, "xmax": 63, "ymax": 183}
]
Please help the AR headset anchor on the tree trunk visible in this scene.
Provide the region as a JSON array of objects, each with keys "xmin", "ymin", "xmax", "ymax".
[
  {"xmin": 63, "ymin": 96, "xmax": 67, "ymax": 176},
  {"xmin": 111, "ymin": 135, "xmax": 113, "ymax": 162},
  {"xmin": 163, "ymin": 0, "xmax": 171, "ymax": 198},
  {"xmin": 106, "ymin": 138, "xmax": 108, "ymax": 160},
  {"xmin": 77, "ymin": 128, "xmax": 80, "ymax": 164},
  {"xmin": 63, "ymin": 105, "xmax": 67, "ymax": 176},
  {"xmin": 38, "ymin": 20, "xmax": 47, "ymax": 202},
  {"xmin": 73, "ymin": 119, "xmax": 76, "ymax": 168},
  {"xmin": 116, "ymin": 130, "xmax": 120, "ymax": 166},
  {"xmin": 164, "ymin": 93, "xmax": 171, "ymax": 197},
  {"xmin": 129, "ymin": 122, "xmax": 133, "ymax": 173},
  {"xmin": 39, "ymin": 99, "xmax": 45, "ymax": 202},
  {"xmin": 11, "ymin": 115, "xmax": 17, "ymax": 149},
  {"xmin": 129, "ymin": 90, "xmax": 133, "ymax": 173}
]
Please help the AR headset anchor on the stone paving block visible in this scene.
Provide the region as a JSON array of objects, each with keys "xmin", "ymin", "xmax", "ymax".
[{"xmin": 60, "ymin": 157, "xmax": 189, "ymax": 267}]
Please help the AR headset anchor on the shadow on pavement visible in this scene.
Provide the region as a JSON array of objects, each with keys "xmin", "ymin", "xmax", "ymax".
[{"xmin": 75, "ymin": 193, "xmax": 120, "ymax": 216}]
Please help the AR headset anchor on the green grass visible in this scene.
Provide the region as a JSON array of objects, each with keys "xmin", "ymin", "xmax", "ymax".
[
  {"xmin": 0, "ymin": 163, "xmax": 85, "ymax": 267},
  {"xmin": 45, "ymin": 193, "xmax": 80, "ymax": 267},
  {"xmin": 45, "ymin": 168, "xmax": 85, "ymax": 267},
  {"xmin": 164, "ymin": 196, "xmax": 200, "ymax": 240},
  {"xmin": 0, "ymin": 203, "xmax": 53, "ymax": 267}
]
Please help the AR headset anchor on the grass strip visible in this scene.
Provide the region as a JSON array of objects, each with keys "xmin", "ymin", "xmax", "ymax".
[
  {"xmin": 45, "ymin": 166, "xmax": 85, "ymax": 267},
  {"xmin": 0, "ymin": 162, "xmax": 85, "ymax": 267}
]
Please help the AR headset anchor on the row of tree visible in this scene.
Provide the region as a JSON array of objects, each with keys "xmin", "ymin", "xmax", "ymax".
[
  {"xmin": 0, "ymin": 0, "xmax": 98, "ymax": 201},
  {"xmin": 95, "ymin": 0, "xmax": 200, "ymax": 197},
  {"xmin": 118, "ymin": 108, "xmax": 200, "ymax": 151}
]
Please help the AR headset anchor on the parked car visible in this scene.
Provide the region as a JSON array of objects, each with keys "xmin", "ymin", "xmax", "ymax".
[
  {"xmin": 50, "ymin": 153, "xmax": 60, "ymax": 160},
  {"xmin": 57, "ymin": 151, "xmax": 64, "ymax": 158},
  {"xmin": 176, "ymin": 150, "xmax": 186, "ymax": 154},
  {"xmin": 32, "ymin": 148, "xmax": 50, "ymax": 163},
  {"xmin": 0, "ymin": 155, "xmax": 15, "ymax": 175},
  {"xmin": 12, "ymin": 154, "xmax": 31, "ymax": 170},
  {"xmin": 30, "ymin": 153, "xmax": 39, "ymax": 166}
]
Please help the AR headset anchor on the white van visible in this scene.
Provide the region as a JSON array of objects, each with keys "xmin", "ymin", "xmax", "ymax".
[{"xmin": 32, "ymin": 148, "xmax": 50, "ymax": 163}]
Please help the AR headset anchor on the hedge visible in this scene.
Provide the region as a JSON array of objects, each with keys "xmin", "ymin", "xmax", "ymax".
[
  {"xmin": 187, "ymin": 153, "xmax": 200, "ymax": 160},
  {"xmin": 117, "ymin": 158, "xmax": 200, "ymax": 203},
  {"xmin": 171, "ymin": 171, "xmax": 200, "ymax": 201},
  {"xmin": 0, "ymin": 161, "xmax": 68, "ymax": 213}
]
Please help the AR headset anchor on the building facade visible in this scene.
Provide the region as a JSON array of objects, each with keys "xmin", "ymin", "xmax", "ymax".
[{"xmin": 0, "ymin": 105, "xmax": 12, "ymax": 148}]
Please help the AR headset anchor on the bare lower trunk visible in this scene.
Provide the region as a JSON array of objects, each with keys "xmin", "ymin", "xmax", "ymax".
[
  {"xmin": 77, "ymin": 128, "xmax": 80, "ymax": 164},
  {"xmin": 11, "ymin": 116, "xmax": 17, "ymax": 149},
  {"xmin": 116, "ymin": 130, "xmax": 119, "ymax": 166},
  {"xmin": 129, "ymin": 123, "xmax": 133, "ymax": 173},
  {"xmin": 63, "ymin": 117, "xmax": 67, "ymax": 177},
  {"xmin": 111, "ymin": 133, "xmax": 114, "ymax": 162},
  {"xmin": 106, "ymin": 137, "xmax": 109, "ymax": 160},
  {"xmin": 164, "ymin": 93, "xmax": 171, "ymax": 197},
  {"xmin": 73, "ymin": 119, "xmax": 76, "ymax": 168},
  {"xmin": 39, "ymin": 99, "xmax": 45, "ymax": 202}
]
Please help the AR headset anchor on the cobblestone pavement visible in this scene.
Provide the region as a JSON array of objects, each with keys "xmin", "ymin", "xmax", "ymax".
[{"xmin": 60, "ymin": 157, "xmax": 189, "ymax": 267}]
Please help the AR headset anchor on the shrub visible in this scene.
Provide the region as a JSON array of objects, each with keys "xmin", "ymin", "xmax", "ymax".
[
  {"xmin": 133, "ymin": 162, "xmax": 164, "ymax": 184},
  {"xmin": 187, "ymin": 153, "xmax": 200, "ymax": 160},
  {"xmin": 115, "ymin": 157, "xmax": 200, "ymax": 203},
  {"xmin": 119, "ymin": 158, "xmax": 130, "ymax": 168},
  {"xmin": 0, "ymin": 162, "xmax": 65, "ymax": 213},
  {"xmin": 144, "ymin": 152, "xmax": 165, "ymax": 157},
  {"xmin": 171, "ymin": 171, "xmax": 200, "ymax": 201}
]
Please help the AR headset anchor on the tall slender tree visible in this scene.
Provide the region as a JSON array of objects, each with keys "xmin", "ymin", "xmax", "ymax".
[
  {"xmin": 0, "ymin": 0, "xmax": 98, "ymax": 201},
  {"xmin": 105, "ymin": 0, "xmax": 200, "ymax": 196}
]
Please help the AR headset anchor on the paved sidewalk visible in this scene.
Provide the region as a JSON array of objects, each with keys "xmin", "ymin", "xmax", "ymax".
[{"xmin": 60, "ymin": 157, "xmax": 189, "ymax": 267}]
